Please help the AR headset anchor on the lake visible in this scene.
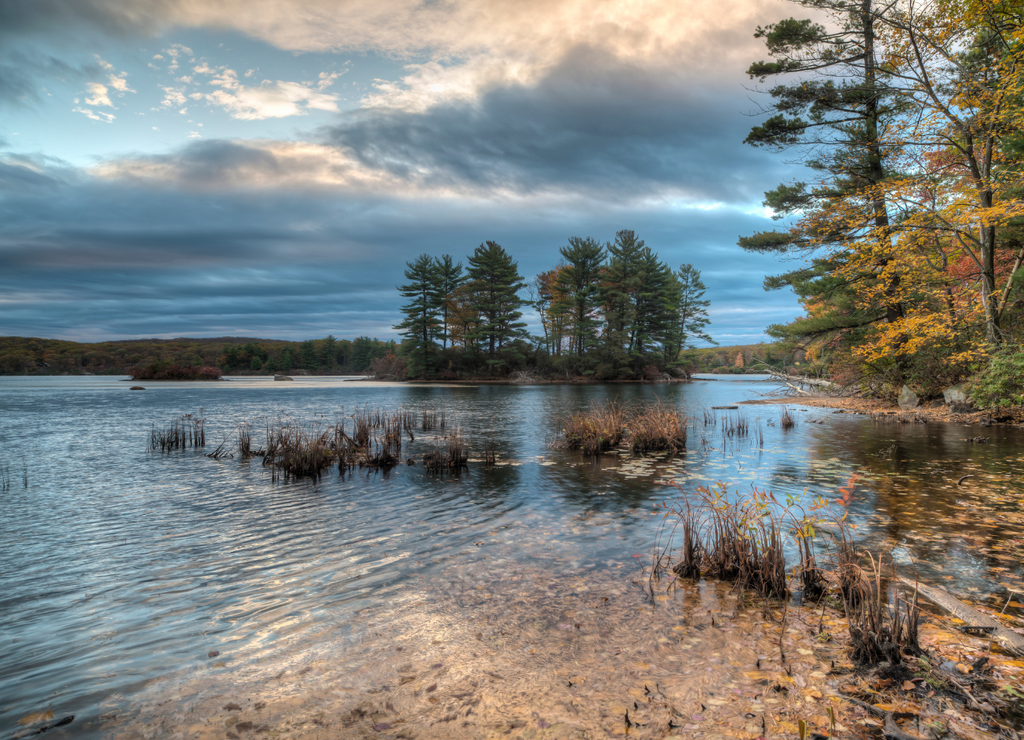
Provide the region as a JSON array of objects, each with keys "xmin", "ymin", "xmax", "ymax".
[{"xmin": 1, "ymin": 376, "xmax": 1022, "ymax": 739}]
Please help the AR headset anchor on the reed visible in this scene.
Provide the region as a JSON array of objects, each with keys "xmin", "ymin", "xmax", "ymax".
[
  {"xmin": 628, "ymin": 402, "xmax": 688, "ymax": 453},
  {"xmin": 423, "ymin": 427, "xmax": 469, "ymax": 473},
  {"xmin": 150, "ymin": 412, "xmax": 206, "ymax": 451},
  {"xmin": 483, "ymin": 434, "xmax": 497, "ymax": 468},
  {"xmin": 421, "ymin": 408, "xmax": 438, "ymax": 431},
  {"xmin": 722, "ymin": 412, "xmax": 749, "ymax": 438},
  {"xmin": 557, "ymin": 401, "xmax": 626, "ymax": 456},
  {"xmin": 205, "ymin": 439, "xmax": 232, "ymax": 459},
  {"xmin": 263, "ymin": 420, "xmax": 336, "ymax": 480},
  {"xmin": 841, "ymin": 551, "xmax": 920, "ymax": 665},
  {"xmin": 780, "ymin": 406, "xmax": 796, "ymax": 429},
  {"xmin": 667, "ymin": 483, "xmax": 787, "ymax": 599}
]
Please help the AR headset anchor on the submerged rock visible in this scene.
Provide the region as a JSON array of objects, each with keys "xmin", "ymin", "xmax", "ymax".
[{"xmin": 130, "ymin": 386, "xmax": 145, "ymax": 390}]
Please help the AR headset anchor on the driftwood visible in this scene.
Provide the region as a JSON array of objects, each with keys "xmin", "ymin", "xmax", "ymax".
[{"xmin": 897, "ymin": 577, "xmax": 1024, "ymax": 657}]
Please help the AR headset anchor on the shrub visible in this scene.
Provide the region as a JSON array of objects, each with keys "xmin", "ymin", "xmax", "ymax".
[
  {"xmin": 370, "ymin": 352, "xmax": 408, "ymax": 381},
  {"xmin": 594, "ymin": 362, "xmax": 616, "ymax": 381},
  {"xmin": 132, "ymin": 363, "xmax": 221, "ymax": 380},
  {"xmin": 969, "ymin": 349, "xmax": 1024, "ymax": 409}
]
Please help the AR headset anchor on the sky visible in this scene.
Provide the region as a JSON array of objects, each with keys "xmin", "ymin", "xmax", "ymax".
[{"xmin": 0, "ymin": 0, "xmax": 810, "ymax": 345}]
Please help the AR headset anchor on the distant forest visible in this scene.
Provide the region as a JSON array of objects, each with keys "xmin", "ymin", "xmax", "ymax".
[
  {"xmin": 0, "ymin": 335, "xmax": 396, "ymax": 377},
  {"xmin": 0, "ymin": 334, "xmax": 798, "ymax": 379}
]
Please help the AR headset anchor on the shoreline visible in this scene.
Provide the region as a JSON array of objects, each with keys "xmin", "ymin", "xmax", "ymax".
[
  {"xmin": 740, "ymin": 395, "xmax": 1024, "ymax": 427},
  {"xmin": 352, "ymin": 376, "xmax": 693, "ymax": 386}
]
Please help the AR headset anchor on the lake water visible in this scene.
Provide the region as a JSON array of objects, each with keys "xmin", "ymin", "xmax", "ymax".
[{"xmin": 1, "ymin": 376, "xmax": 1022, "ymax": 739}]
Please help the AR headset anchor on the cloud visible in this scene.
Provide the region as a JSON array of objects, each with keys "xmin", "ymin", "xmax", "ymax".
[
  {"xmin": 84, "ymin": 82, "xmax": 112, "ymax": 107},
  {"xmin": 191, "ymin": 65, "xmax": 341, "ymax": 120},
  {"xmin": 73, "ymin": 106, "xmax": 115, "ymax": 122},
  {"xmin": 0, "ymin": 145, "xmax": 801, "ymax": 341},
  {"xmin": 324, "ymin": 45, "xmax": 788, "ymax": 204}
]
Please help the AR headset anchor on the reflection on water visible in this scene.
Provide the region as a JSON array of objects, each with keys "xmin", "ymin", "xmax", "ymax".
[{"xmin": 0, "ymin": 377, "xmax": 1022, "ymax": 739}]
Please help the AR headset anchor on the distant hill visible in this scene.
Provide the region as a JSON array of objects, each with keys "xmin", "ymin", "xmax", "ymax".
[
  {"xmin": 0, "ymin": 335, "xmax": 396, "ymax": 376},
  {"xmin": 687, "ymin": 342, "xmax": 797, "ymax": 374}
]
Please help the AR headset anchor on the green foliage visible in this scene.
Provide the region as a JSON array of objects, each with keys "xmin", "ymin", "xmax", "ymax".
[
  {"xmin": 394, "ymin": 253, "xmax": 442, "ymax": 378},
  {"xmin": 465, "ymin": 241, "xmax": 528, "ymax": 371},
  {"xmin": 969, "ymin": 349, "xmax": 1024, "ymax": 409},
  {"xmin": 553, "ymin": 236, "xmax": 606, "ymax": 357}
]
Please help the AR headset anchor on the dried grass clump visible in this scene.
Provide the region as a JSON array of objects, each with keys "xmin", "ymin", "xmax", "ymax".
[
  {"xmin": 264, "ymin": 421, "xmax": 336, "ymax": 480},
  {"xmin": 557, "ymin": 402, "xmax": 626, "ymax": 456},
  {"xmin": 628, "ymin": 402, "xmax": 688, "ymax": 452}
]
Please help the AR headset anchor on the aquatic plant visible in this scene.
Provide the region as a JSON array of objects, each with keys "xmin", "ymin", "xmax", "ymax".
[
  {"xmin": 422, "ymin": 427, "xmax": 469, "ymax": 473},
  {"xmin": 780, "ymin": 406, "xmax": 796, "ymax": 429},
  {"xmin": 557, "ymin": 401, "xmax": 626, "ymax": 455},
  {"xmin": 150, "ymin": 412, "xmax": 206, "ymax": 451},
  {"xmin": 556, "ymin": 400, "xmax": 688, "ymax": 455},
  {"xmin": 627, "ymin": 402, "xmax": 688, "ymax": 453}
]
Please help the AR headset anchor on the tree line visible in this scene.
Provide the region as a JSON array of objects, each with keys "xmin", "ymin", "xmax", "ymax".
[
  {"xmin": 393, "ymin": 230, "xmax": 715, "ymax": 380},
  {"xmin": 0, "ymin": 335, "xmax": 395, "ymax": 376},
  {"xmin": 742, "ymin": 0, "xmax": 1024, "ymax": 403}
]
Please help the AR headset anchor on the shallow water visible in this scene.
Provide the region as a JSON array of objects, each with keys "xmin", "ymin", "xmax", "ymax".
[{"xmin": 1, "ymin": 376, "xmax": 1021, "ymax": 739}]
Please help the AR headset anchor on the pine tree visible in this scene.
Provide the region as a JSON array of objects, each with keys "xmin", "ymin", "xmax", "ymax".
[
  {"xmin": 665, "ymin": 264, "xmax": 715, "ymax": 360},
  {"xmin": 739, "ymin": 0, "xmax": 905, "ymax": 344},
  {"xmin": 553, "ymin": 236, "xmax": 606, "ymax": 357},
  {"xmin": 433, "ymin": 254, "xmax": 464, "ymax": 350},
  {"xmin": 394, "ymin": 254, "xmax": 441, "ymax": 378},
  {"xmin": 465, "ymin": 241, "xmax": 528, "ymax": 372},
  {"xmin": 601, "ymin": 230, "xmax": 645, "ymax": 366}
]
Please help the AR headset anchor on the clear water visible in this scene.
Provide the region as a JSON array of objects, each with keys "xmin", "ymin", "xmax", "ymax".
[{"xmin": 1, "ymin": 376, "xmax": 1021, "ymax": 739}]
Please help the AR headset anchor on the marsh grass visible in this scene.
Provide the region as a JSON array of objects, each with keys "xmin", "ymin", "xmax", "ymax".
[
  {"xmin": 150, "ymin": 412, "xmax": 206, "ymax": 451},
  {"xmin": 722, "ymin": 412, "xmax": 749, "ymax": 438},
  {"xmin": 840, "ymin": 550, "xmax": 921, "ymax": 665},
  {"xmin": 780, "ymin": 406, "xmax": 796, "ymax": 430},
  {"xmin": 483, "ymin": 434, "xmax": 497, "ymax": 468},
  {"xmin": 660, "ymin": 475, "xmax": 921, "ymax": 665},
  {"xmin": 421, "ymin": 408, "xmax": 447, "ymax": 431},
  {"xmin": 557, "ymin": 401, "xmax": 626, "ymax": 456},
  {"xmin": 423, "ymin": 428, "xmax": 469, "ymax": 473},
  {"xmin": 629, "ymin": 402, "xmax": 688, "ymax": 453},
  {"xmin": 557, "ymin": 401, "xmax": 688, "ymax": 456}
]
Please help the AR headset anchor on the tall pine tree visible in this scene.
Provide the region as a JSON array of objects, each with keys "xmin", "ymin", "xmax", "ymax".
[
  {"xmin": 433, "ymin": 254, "xmax": 464, "ymax": 350},
  {"xmin": 465, "ymin": 242, "xmax": 528, "ymax": 372},
  {"xmin": 553, "ymin": 236, "xmax": 606, "ymax": 357},
  {"xmin": 664, "ymin": 264, "xmax": 715, "ymax": 361},
  {"xmin": 394, "ymin": 254, "xmax": 441, "ymax": 378}
]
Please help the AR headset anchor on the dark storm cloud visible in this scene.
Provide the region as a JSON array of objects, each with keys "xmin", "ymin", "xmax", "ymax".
[
  {"xmin": 325, "ymin": 45, "xmax": 787, "ymax": 204},
  {"xmin": 0, "ymin": 146, "xmax": 801, "ymax": 342}
]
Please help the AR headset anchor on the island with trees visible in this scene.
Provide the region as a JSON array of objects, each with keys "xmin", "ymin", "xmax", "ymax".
[{"xmin": 392, "ymin": 230, "xmax": 716, "ymax": 381}]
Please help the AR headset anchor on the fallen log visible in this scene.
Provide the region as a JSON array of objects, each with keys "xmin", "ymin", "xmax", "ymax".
[{"xmin": 897, "ymin": 577, "xmax": 1024, "ymax": 657}]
